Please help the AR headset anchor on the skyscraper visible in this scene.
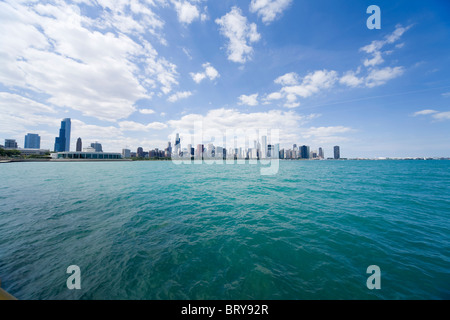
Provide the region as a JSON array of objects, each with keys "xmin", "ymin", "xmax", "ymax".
[
  {"xmin": 300, "ymin": 145, "xmax": 310, "ymax": 159},
  {"xmin": 137, "ymin": 147, "xmax": 144, "ymax": 158},
  {"xmin": 334, "ymin": 146, "xmax": 340, "ymax": 159},
  {"xmin": 195, "ymin": 144, "xmax": 204, "ymax": 159},
  {"xmin": 24, "ymin": 133, "xmax": 40, "ymax": 149},
  {"xmin": 54, "ymin": 118, "xmax": 71, "ymax": 152},
  {"xmin": 90, "ymin": 142, "xmax": 103, "ymax": 152},
  {"xmin": 319, "ymin": 147, "xmax": 324, "ymax": 159},
  {"xmin": 4, "ymin": 139, "xmax": 17, "ymax": 149},
  {"xmin": 261, "ymin": 136, "xmax": 267, "ymax": 159},
  {"xmin": 76, "ymin": 138, "xmax": 82, "ymax": 152},
  {"xmin": 122, "ymin": 149, "xmax": 131, "ymax": 158},
  {"xmin": 174, "ymin": 133, "xmax": 180, "ymax": 156}
]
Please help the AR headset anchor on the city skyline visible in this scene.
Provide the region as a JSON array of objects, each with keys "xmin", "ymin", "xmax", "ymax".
[{"xmin": 0, "ymin": 1, "xmax": 449, "ymax": 157}]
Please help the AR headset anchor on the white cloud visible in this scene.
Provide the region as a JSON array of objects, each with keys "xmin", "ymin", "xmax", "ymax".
[
  {"xmin": 0, "ymin": 93, "xmax": 60, "ymax": 137},
  {"xmin": 340, "ymin": 70, "xmax": 364, "ymax": 88},
  {"xmin": 266, "ymin": 92, "xmax": 283, "ymax": 100},
  {"xmin": 360, "ymin": 25, "xmax": 412, "ymax": 55},
  {"xmin": 190, "ymin": 62, "xmax": 220, "ymax": 83},
  {"xmin": 413, "ymin": 109, "xmax": 438, "ymax": 116},
  {"xmin": 264, "ymin": 70, "xmax": 338, "ymax": 108},
  {"xmin": 365, "ymin": 66, "xmax": 404, "ymax": 87},
  {"xmin": 173, "ymin": 1, "xmax": 200, "ymax": 25},
  {"xmin": 413, "ymin": 109, "xmax": 450, "ymax": 121},
  {"xmin": 432, "ymin": 112, "xmax": 450, "ymax": 120},
  {"xmin": 280, "ymin": 70, "xmax": 338, "ymax": 107},
  {"xmin": 0, "ymin": 1, "xmax": 179, "ymax": 122},
  {"xmin": 363, "ymin": 51, "xmax": 384, "ymax": 67},
  {"xmin": 215, "ymin": 7, "xmax": 261, "ymax": 64},
  {"xmin": 303, "ymin": 126, "xmax": 353, "ymax": 138},
  {"xmin": 139, "ymin": 108, "xmax": 156, "ymax": 115},
  {"xmin": 249, "ymin": 0, "xmax": 292, "ymax": 24},
  {"xmin": 274, "ymin": 72, "xmax": 299, "ymax": 86},
  {"xmin": 167, "ymin": 108, "xmax": 350, "ymax": 148},
  {"xmin": 167, "ymin": 91, "xmax": 192, "ymax": 102},
  {"xmin": 359, "ymin": 24, "xmax": 411, "ymax": 74},
  {"xmin": 0, "ymin": 92, "xmax": 56, "ymax": 115},
  {"xmin": 119, "ymin": 120, "xmax": 167, "ymax": 131},
  {"xmin": 238, "ymin": 93, "xmax": 259, "ymax": 106}
]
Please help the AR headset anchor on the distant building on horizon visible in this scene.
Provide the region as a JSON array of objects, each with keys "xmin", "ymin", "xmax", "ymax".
[
  {"xmin": 300, "ymin": 145, "xmax": 310, "ymax": 159},
  {"xmin": 76, "ymin": 138, "xmax": 82, "ymax": 152},
  {"xmin": 54, "ymin": 118, "xmax": 71, "ymax": 152},
  {"xmin": 90, "ymin": 142, "xmax": 103, "ymax": 152},
  {"xmin": 334, "ymin": 146, "xmax": 340, "ymax": 159},
  {"xmin": 4, "ymin": 139, "xmax": 18, "ymax": 149},
  {"xmin": 174, "ymin": 133, "xmax": 180, "ymax": 156},
  {"xmin": 24, "ymin": 133, "xmax": 40, "ymax": 149},
  {"xmin": 319, "ymin": 147, "xmax": 324, "ymax": 159},
  {"xmin": 122, "ymin": 149, "xmax": 131, "ymax": 158},
  {"xmin": 137, "ymin": 147, "xmax": 144, "ymax": 158}
]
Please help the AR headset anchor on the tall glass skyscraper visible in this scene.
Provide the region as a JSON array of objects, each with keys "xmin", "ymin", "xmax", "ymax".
[
  {"xmin": 300, "ymin": 145, "xmax": 310, "ymax": 159},
  {"xmin": 334, "ymin": 146, "xmax": 340, "ymax": 159},
  {"xmin": 76, "ymin": 137, "xmax": 82, "ymax": 152},
  {"xmin": 24, "ymin": 133, "xmax": 41, "ymax": 149},
  {"xmin": 54, "ymin": 118, "xmax": 71, "ymax": 152}
]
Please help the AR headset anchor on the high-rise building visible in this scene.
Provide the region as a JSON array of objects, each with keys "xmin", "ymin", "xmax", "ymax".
[
  {"xmin": 261, "ymin": 136, "xmax": 267, "ymax": 159},
  {"xmin": 24, "ymin": 134, "xmax": 40, "ymax": 149},
  {"xmin": 174, "ymin": 133, "xmax": 180, "ymax": 155},
  {"xmin": 137, "ymin": 147, "xmax": 144, "ymax": 158},
  {"xmin": 122, "ymin": 149, "xmax": 131, "ymax": 158},
  {"xmin": 54, "ymin": 118, "xmax": 71, "ymax": 152},
  {"xmin": 334, "ymin": 146, "xmax": 340, "ymax": 159},
  {"xmin": 4, "ymin": 139, "xmax": 18, "ymax": 149},
  {"xmin": 300, "ymin": 145, "xmax": 310, "ymax": 159},
  {"xmin": 319, "ymin": 147, "xmax": 324, "ymax": 159},
  {"xmin": 195, "ymin": 144, "xmax": 204, "ymax": 159},
  {"xmin": 90, "ymin": 142, "xmax": 103, "ymax": 152},
  {"xmin": 76, "ymin": 138, "xmax": 82, "ymax": 152},
  {"xmin": 273, "ymin": 143, "xmax": 280, "ymax": 159}
]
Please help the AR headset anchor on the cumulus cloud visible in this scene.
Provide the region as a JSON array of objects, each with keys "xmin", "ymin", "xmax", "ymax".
[
  {"xmin": 365, "ymin": 66, "xmax": 404, "ymax": 87},
  {"xmin": 274, "ymin": 72, "xmax": 299, "ymax": 86},
  {"xmin": 215, "ymin": 7, "xmax": 261, "ymax": 63},
  {"xmin": 265, "ymin": 92, "xmax": 283, "ymax": 100},
  {"xmin": 339, "ymin": 70, "xmax": 364, "ymax": 87},
  {"xmin": 249, "ymin": 0, "xmax": 292, "ymax": 24},
  {"xmin": 238, "ymin": 93, "xmax": 259, "ymax": 106},
  {"xmin": 167, "ymin": 91, "xmax": 193, "ymax": 102},
  {"xmin": 190, "ymin": 62, "xmax": 220, "ymax": 83},
  {"xmin": 167, "ymin": 108, "xmax": 350, "ymax": 148},
  {"xmin": 279, "ymin": 70, "xmax": 338, "ymax": 107},
  {"xmin": 0, "ymin": 1, "xmax": 179, "ymax": 122},
  {"xmin": 262, "ymin": 70, "xmax": 338, "ymax": 108},
  {"xmin": 139, "ymin": 108, "xmax": 156, "ymax": 115},
  {"xmin": 173, "ymin": 1, "xmax": 200, "ymax": 24},
  {"xmin": 119, "ymin": 120, "xmax": 167, "ymax": 131}
]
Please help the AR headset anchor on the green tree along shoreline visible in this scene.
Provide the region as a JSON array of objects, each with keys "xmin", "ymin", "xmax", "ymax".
[{"xmin": 0, "ymin": 148, "xmax": 51, "ymax": 159}]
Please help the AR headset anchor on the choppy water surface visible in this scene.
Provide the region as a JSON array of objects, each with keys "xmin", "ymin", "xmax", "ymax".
[{"xmin": 0, "ymin": 160, "xmax": 449, "ymax": 299}]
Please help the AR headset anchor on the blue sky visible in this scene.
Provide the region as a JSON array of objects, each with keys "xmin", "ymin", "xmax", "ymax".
[{"xmin": 0, "ymin": 0, "xmax": 449, "ymax": 158}]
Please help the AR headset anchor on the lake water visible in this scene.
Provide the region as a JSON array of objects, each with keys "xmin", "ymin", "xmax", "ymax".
[{"xmin": 0, "ymin": 160, "xmax": 449, "ymax": 299}]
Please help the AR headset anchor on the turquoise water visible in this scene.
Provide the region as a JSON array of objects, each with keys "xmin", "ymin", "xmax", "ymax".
[{"xmin": 0, "ymin": 160, "xmax": 449, "ymax": 300}]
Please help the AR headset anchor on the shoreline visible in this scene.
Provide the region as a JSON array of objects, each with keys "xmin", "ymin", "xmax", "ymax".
[{"xmin": 1, "ymin": 158, "xmax": 449, "ymax": 163}]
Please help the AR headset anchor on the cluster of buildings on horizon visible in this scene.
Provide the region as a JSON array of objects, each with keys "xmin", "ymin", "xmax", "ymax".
[
  {"xmin": 1, "ymin": 117, "xmax": 343, "ymax": 161},
  {"xmin": 3, "ymin": 117, "xmax": 448, "ymax": 161}
]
